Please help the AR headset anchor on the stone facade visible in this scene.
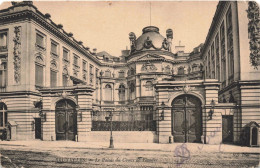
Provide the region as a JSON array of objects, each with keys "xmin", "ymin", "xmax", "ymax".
[{"xmin": 0, "ymin": 1, "xmax": 259, "ymax": 145}]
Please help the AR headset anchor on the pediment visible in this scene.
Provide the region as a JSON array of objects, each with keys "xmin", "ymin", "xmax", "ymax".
[{"xmin": 136, "ymin": 54, "xmax": 165, "ymax": 61}]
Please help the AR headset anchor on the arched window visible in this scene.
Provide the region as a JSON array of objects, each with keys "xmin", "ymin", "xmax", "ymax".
[
  {"xmin": 118, "ymin": 84, "xmax": 125, "ymax": 101},
  {"xmin": 130, "ymin": 83, "xmax": 135, "ymax": 100},
  {"xmin": 105, "ymin": 70, "xmax": 111, "ymax": 77},
  {"xmin": 104, "ymin": 84, "xmax": 112, "ymax": 101},
  {"xmin": 0, "ymin": 103, "xmax": 7, "ymax": 127},
  {"xmin": 178, "ymin": 66, "xmax": 184, "ymax": 75}
]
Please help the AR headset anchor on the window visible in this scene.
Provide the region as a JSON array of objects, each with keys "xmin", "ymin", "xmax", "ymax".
[
  {"xmin": 118, "ymin": 84, "xmax": 125, "ymax": 101},
  {"xmin": 220, "ymin": 22, "xmax": 226, "ymax": 87},
  {"xmin": 50, "ymin": 70, "xmax": 57, "ymax": 87},
  {"xmin": 96, "ymin": 68, "xmax": 99, "ymax": 85},
  {"xmin": 178, "ymin": 67, "xmax": 184, "ymax": 75},
  {"xmin": 105, "ymin": 70, "xmax": 111, "ymax": 77},
  {"xmin": 104, "ymin": 84, "xmax": 112, "ymax": 101},
  {"xmin": 89, "ymin": 64, "xmax": 93, "ymax": 84},
  {"xmin": 215, "ymin": 33, "xmax": 220, "ymax": 80},
  {"xmin": 36, "ymin": 33, "xmax": 44, "ymax": 48},
  {"xmin": 226, "ymin": 7, "xmax": 234, "ymax": 82},
  {"xmin": 130, "ymin": 83, "xmax": 135, "ymax": 100},
  {"xmin": 130, "ymin": 68, "xmax": 135, "ymax": 76},
  {"xmin": 63, "ymin": 74, "xmax": 68, "ymax": 86},
  {"xmin": 73, "ymin": 55, "xmax": 78, "ymax": 66},
  {"xmin": 62, "ymin": 68, "xmax": 69, "ymax": 87},
  {"xmin": 118, "ymin": 71, "xmax": 124, "ymax": 78},
  {"xmin": 0, "ymin": 31, "xmax": 7, "ymax": 48},
  {"xmin": 35, "ymin": 64, "xmax": 43, "ymax": 87},
  {"xmin": 0, "ymin": 61, "xmax": 7, "ymax": 88},
  {"xmin": 83, "ymin": 61, "xmax": 87, "ymax": 71},
  {"xmin": 0, "ymin": 103, "xmax": 7, "ymax": 128},
  {"xmin": 211, "ymin": 43, "xmax": 215, "ymax": 79},
  {"xmin": 207, "ymin": 51, "xmax": 211, "ymax": 79},
  {"xmin": 51, "ymin": 41, "xmax": 58, "ymax": 55},
  {"xmin": 63, "ymin": 48, "xmax": 69, "ymax": 61},
  {"xmin": 144, "ymin": 81, "xmax": 153, "ymax": 96}
]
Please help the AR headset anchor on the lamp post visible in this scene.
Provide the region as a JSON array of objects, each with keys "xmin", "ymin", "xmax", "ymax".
[
  {"xmin": 208, "ymin": 99, "xmax": 216, "ymax": 120},
  {"xmin": 160, "ymin": 101, "xmax": 165, "ymax": 121},
  {"xmin": 106, "ymin": 111, "xmax": 114, "ymax": 148}
]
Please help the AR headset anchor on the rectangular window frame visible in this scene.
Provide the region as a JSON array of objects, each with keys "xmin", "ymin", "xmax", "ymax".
[
  {"xmin": 35, "ymin": 63, "xmax": 44, "ymax": 87},
  {"xmin": 0, "ymin": 29, "xmax": 8, "ymax": 51},
  {"xmin": 50, "ymin": 40, "xmax": 59, "ymax": 56},
  {"xmin": 62, "ymin": 47, "xmax": 70, "ymax": 62},
  {"xmin": 35, "ymin": 30, "xmax": 46, "ymax": 49}
]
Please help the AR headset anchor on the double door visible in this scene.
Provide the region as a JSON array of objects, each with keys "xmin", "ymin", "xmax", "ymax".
[
  {"xmin": 172, "ymin": 95, "xmax": 202, "ymax": 143},
  {"xmin": 55, "ymin": 100, "xmax": 77, "ymax": 141}
]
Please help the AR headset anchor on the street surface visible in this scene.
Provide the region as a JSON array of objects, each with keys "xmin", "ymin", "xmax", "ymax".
[{"xmin": 0, "ymin": 141, "xmax": 259, "ymax": 168}]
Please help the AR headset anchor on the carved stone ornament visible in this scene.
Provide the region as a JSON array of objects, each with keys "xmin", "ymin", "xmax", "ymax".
[
  {"xmin": 141, "ymin": 61, "xmax": 157, "ymax": 72},
  {"xmin": 183, "ymin": 84, "xmax": 191, "ymax": 93},
  {"xmin": 129, "ymin": 32, "xmax": 136, "ymax": 53},
  {"xmin": 247, "ymin": 1, "xmax": 260, "ymax": 69},
  {"xmin": 162, "ymin": 38, "xmax": 170, "ymax": 50},
  {"xmin": 13, "ymin": 26, "xmax": 21, "ymax": 84}
]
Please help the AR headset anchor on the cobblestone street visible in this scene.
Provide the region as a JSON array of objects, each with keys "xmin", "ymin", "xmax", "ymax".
[{"xmin": 0, "ymin": 141, "xmax": 259, "ymax": 168}]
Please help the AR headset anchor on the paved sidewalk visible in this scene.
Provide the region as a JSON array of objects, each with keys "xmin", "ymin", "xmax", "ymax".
[{"xmin": 1, "ymin": 140, "xmax": 259, "ymax": 154}]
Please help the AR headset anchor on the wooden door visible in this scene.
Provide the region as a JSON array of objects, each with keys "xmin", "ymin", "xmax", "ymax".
[
  {"xmin": 55, "ymin": 99, "xmax": 77, "ymax": 141},
  {"xmin": 35, "ymin": 118, "xmax": 41, "ymax": 139},
  {"xmin": 172, "ymin": 95, "xmax": 202, "ymax": 143},
  {"xmin": 222, "ymin": 115, "xmax": 233, "ymax": 143}
]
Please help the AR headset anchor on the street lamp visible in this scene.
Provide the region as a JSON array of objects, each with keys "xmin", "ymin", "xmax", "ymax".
[
  {"xmin": 159, "ymin": 101, "xmax": 165, "ymax": 121},
  {"xmin": 106, "ymin": 111, "xmax": 114, "ymax": 148},
  {"xmin": 208, "ymin": 99, "xmax": 215, "ymax": 120}
]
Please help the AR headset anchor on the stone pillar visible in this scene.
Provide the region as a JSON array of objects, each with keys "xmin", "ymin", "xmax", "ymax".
[
  {"xmin": 42, "ymin": 95, "xmax": 55, "ymax": 141},
  {"xmin": 77, "ymin": 92, "xmax": 93, "ymax": 141},
  {"xmin": 203, "ymin": 79, "xmax": 222, "ymax": 144},
  {"xmin": 157, "ymin": 90, "xmax": 172, "ymax": 144}
]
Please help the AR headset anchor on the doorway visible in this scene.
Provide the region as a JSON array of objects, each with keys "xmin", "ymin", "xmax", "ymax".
[
  {"xmin": 55, "ymin": 99, "xmax": 77, "ymax": 140},
  {"xmin": 222, "ymin": 115, "xmax": 233, "ymax": 143},
  {"xmin": 35, "ymin": 118, "xmax": 41, "ymax": 139},
  {"xmin": 172, "ymin": 94, "xmax": 202, "ymax": 143}
]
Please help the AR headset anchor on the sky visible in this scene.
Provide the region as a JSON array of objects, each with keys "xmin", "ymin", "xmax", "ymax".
[{"xmin": 0, "ymin": 1, "xmax": 219, "ymax": 56}]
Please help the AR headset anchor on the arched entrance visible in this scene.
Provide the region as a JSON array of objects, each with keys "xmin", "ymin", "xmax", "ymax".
[
  {"xmin": 55, "ymin": 99, "xmax": 77, "ymax": 140},
  {"xmin": 252, "ymin": 127, "xmax": 258, "ymax": 146},
  {"xmin": 172, "ymin": 94, "xmax": 202, "ymax": 143},
  {"xmin": 0, "ymin": 103, "xmax": 7, "ymax": 128}
]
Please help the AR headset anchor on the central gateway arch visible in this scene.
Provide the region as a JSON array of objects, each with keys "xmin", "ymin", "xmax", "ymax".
[{"xmin": 171, "ymin": 94, "xmax": 202, "ymax": 143}]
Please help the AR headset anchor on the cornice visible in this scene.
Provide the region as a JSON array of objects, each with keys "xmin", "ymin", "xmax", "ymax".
[
  {"xmin": 0, "ymin": 8, "xmax": 102, "ymax": 66},
  {"xmin": 201, "ymin": 1, "xmax": 232, "ymax": 58}
]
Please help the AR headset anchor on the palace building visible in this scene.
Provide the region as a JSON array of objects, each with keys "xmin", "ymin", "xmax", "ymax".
[{"xmin": 0, "ymin": 1, "xmax": 259, "ymax": 145}]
